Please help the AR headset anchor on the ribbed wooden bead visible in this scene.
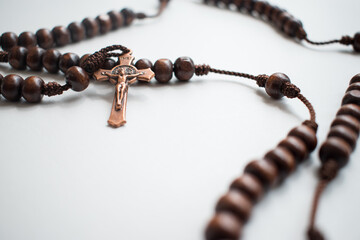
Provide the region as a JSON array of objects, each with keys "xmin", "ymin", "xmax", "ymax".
[
  {"xmin": 108, "ymin": 10, "xmax": 124, "ymax": 30},
  {"xmin": 52, "ymin": 26, "xmax": 71, "ymax": 47},
  {"xmin": 42, "ymin": 49, "xmax": 61, "ymax": 73},
  {"xmin": 331, "ymin": 115, "xmax": 360, "ymax": 133},
  {"xmin": 174, "ymin": 57, "xmax": 195, "ymax": 81},
  {"xmin": 96, "ymin": 14, "xmax": 112, "ymax": 34},
  {"xmin": 337, "ymin": 104, "xmax": 360, "ymax": 121},
  {"xmin": 216, "ymin": 190, "xmax": 253, "ymax": 222},
  {"xmin": 22, "ymin": 76, "xmax": 44, "ymax": 103},
  {"xmin": 229, "ymin": 174, "xmax": 263, "ymax": 202},
  {"xmin": 102, "ymin": 58, "xmax": 116, "ymax": 70},
  {"xmin": 205, "ymin": 212, "xmax": 243, "ymax": 240},
  {"xmin": 68, "ymin": 22, "xmax": 85, "ymax": 43},
  {"xmin": 342, "ymin": 90, "xmax": 360, "ymax": 106},
  {"xmin": 346, "ymin": 83, "xmax": 360, "ymax": 92},
  {"xmin": 35, "ymin": 29, "xmax": 54, "ymax": 49},
  {"xmin": 82, "ymin": 18, "xmax": 99, "ymax": 38},
  {"xmin": 353, "ymin": 33, "xmax": 360, "ymax": 52},
  {"xmin": 1, "ymin": 74, "xmax": 24, "ymax": 101},
  {"xmin": 288, "ymin": 124, "xmax": 317, "ymax": 151},
  {"xmin": 8, "ymin": 46, "xmax": 28, "ymax": 70},
  {"xmin": 18, "ymin": 31, "xmax": 37, "ymax": 48},
  {"xmin": 154, "ymin": 59, "xmax": 173, "ymax": 83},
  {"xmin": 319, "ymin": 137, "xmax": 352, "ymax": 168},
  {"xmin": 328, "ymin": 125, "xmax": 358, "ymax": 150},
  {"xmin": 264, "ymin": 146, "xmax": 296, "ymax": 177},
  {"xmin": 1, "ymin": 32, "xmax": 18, "ymax": 51},
  {"xmin": 59, "ymin": 53, "xmax": 80, "ymax": 73},
  {"xmin": 278, "ymin": 136, "xmax": 308, "ymax": 162},
  {"xmin": 65, "ymin": 66, "xmax": 90, "ymax": 92},
  {"xmin": 135, "ymin": 58, "xmax": 153, "ymax": 70},
  {"xmin": 244, "ymin": 159, "xmax": 279, "ymax": 188},
  {"xmin": 265, "ymin": 72, "xmax": 290, "ymax": 99},
  {"xmin": 349, "ymin": 73, "xmax": 360, "ymax": 84},
  {"xmin": 121, "ymin": 8, "xmax": 136, "ymax": 26},
  {"xmin": 26, "ymin": 47, "xmax": 45, "ymax": 71}
]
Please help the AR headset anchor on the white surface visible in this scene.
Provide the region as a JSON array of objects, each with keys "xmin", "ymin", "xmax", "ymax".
[{"xmin": 0, "ymin": 0, "xmax": 360, "ymax": 240}]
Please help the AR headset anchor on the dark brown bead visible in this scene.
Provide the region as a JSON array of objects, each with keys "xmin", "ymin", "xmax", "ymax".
[
  {"xmin": 42, "ymin": 49, "xmax": 61, "ymax": 73},
  {"xmin": 288, "ymin": 124, "xmax": 317, "ymax": 151},
  {"xmin": 68, "ymin": 22, "xmax": 85, "ymax": 43},
  {"xmin": 154, "ymin": 59, "xmax": 173, "ymax": 83},
  {"xmin": 0, "ymin": 74, "xmax": 3, "ymax": 95},
  {"xmin": 1, "ymin": 32, "xmax": 18, "ymax": 51},
  {"xmin": 22, "ymin": 76, "xmax": 44, "ymax": 103},
  {"xmin": 353, "ymin": 32, "xmax": 360, "ymax": 52},
  {"xmin": 135, "ymin": 58, "xmax": 153, "ymax": 70},
  {"xmin": 18, "ymin": 32, "xmax": 37, "ymax": 48},
  {"xmin": 102, "ymin": 58, "xmax": 116, "ymax": 70},
  {"xmin": 319, "ymin": 137, "xmax": 352, "ymax": 168},
  {"xmin": 26, "ymin": 47, "xmax": 45, "ymax": 71},
  {"xmin": 242, "ymin": 0, "xmax": 255, "ymax": 12},
  {"xmin": 253, "ymin": 1, "xmax": 269, "ymax": 15},
  {"xmin": 342, "ymin": 90, "xmax": 360, "ymax": 106},
  {"xmin": 59, "ymin": 53, "xmax": 80, "ymax": 73},
  {"xmin": 270, "ymin": 7, "xmax": 282, "ymax": 22},
  {"xmin": 121, "ymin": 8, "xmax": 136, "ymax": 26},
  {"xmin": 328, "ymin": 125, "xmax": 358, "ymax": 150},
  {"xmin": 205, "ymin": 212, "xmax": 243, "ymax": 240},
  {"xmin": 278, "ymin": 136, "xmax": 308, "ymax": 162},
  {"xmin": 174, "ymin": 57, "xmax": 195, "ymax": 81},
  {"xmin": 244, "ymin": 159, "xmax": 279, "ymax": 188},
  {"xmin": 265, "ymin": 72, "xmax": 290, "ymax": 99},
  {"xmin": 337, "ymin": 104, "xmax": 360, "ymax": 121},
  {"xmin": 284, "ymin": 19, "xmax": 302, "ymax": 37},
  {"xmin": 35, "ymin": 29, "xmax": 54, "ymax": 49},
  {"xmin": 65, "ymin": 66, "xmax": 90, "ymax": 92},
  {"xmin": 232, "ymin": 0, "xmax": 244, "ymax": 10},
  {"xmin": 52, "ymin": 26, "xmax": 71, "ymax": 47},
  {"xmin": 96, "ymin": 14, "xmax": 112, "ymax": 34},
  {"xmin": 264, "ymin": 146, "xmax": 296, "ymax": 177},
  {"xmin": 216, "ymin": 191, "xmax": 253, "ymax": 222},
  {"xmin": 331, "ymin": 115, "xmax": 360, "ymax": 133},
  {"xmin": 79, "ymin": 54, "xmax": 91, "ymax": 68},
  {"xmin": 82, "ymin": 18, "xmax": 99, "ymax": 38},
  {"xmin": 108, "ymin": 10, "xmax": 124, "ymax": 30},
  {"xmin": 229, "ymin": 174, "xmax": 263, "ymax": 202},
  {"xmin": 1, "ymin": 74, "xmax": 24, "ymax": 101},
  {"xmin": 275, "ymin": 12, "xmax": 292, "ymax": 30},
  {"xmin": 8, "ymin": 46, "xmax": 28, "ymax": 70},
  {"xmin": 350, "ymin": 73, "xmax": 360, "ymax": 85},
  {"xmin": 263, "ymin": 4, "xmax": 274, "ymax": 19},
  {"xmin": 346, "ymin": 83, "xmax": 360, "ymax": 92}
]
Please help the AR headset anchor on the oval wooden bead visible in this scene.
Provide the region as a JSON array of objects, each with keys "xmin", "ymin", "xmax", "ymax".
[
  {"xmin": 1, "ymin": 74, "xmax": 24, "ymax": 101},
  {"xmin": 26, "ymin": 47, "xmax": 45, "ymax": 71},
  {"xmin": 135, "ymin": 58, "xmax": 153, "ymax": 70},
  {"xmin": 154, "ymin": 59, "xmax": 173, "ymax": 83},
  {"xmin": 264, "ymin": 146, "xmax": 296, "ymax": 177},
  {"xmin": 68, "ymin": 22, "xmax": 85, "ymax": 43},
  {"xmin": 35, "ymin": 29, "xmax": 54, "ymax": 49},
  {"xmin": 337, "ymin": 104, "xmax": 360, "ymax": 121},
  {"xmin": 288, "ymin": 124, "xmax": 317, "ymax": 151},
  {"xmin": 205, "ymin": 212, "xmax": 243, "ymax": 240},
  {"xmin": 328, "ymin": 125, "xmax": 358, "ymax": 150},
  {"xmin": 229, "ymin": 174, "xmax": 264, "ymax": 202},
  {"xmin": 349, "ymin": 73, "xmax": 360, "ymax": 85},
  {"xmin": 265, "ymin": 72, "xmax": 290, "ymax": 99},
  {"xmin": 52, "ymin": 26, "xmax": 71, "ymax": 47},
  {"xmin": 278, "ymin": 136, "xmax": 308, "ymax": 162},
  {"xmin": 319, "ymin": 137, "xmax": 352, "ymax": 168},
  {"xmin": 8, "ymin": 46, "xmax": 28, "ymax": 70},
  {"xmin": 42, "ymin": 49, "xmax": 61, "ymax": 73},
  {"xmin": 342, "ymin": 90, "xmax": 360, "ymax": 106},
  {"xmin": 216, "ymin": 190, "xmax": 253, "ymax": 222},
  {"xmin": 22, "ymin": 76, "xmax": 44, "ymax": 103},
  {"xmin": 82, "ymin": 18, "xmax": 99, "ymax": 38},
  {"xmin": 108, "ymin": 10, "xmax": 124, "ymax": 30},
  {"xmin": 244, "ymin": 159, "xmax": 279, "ymax": 188},
  {"xmin": 174, "ymin": 57, "xmax": 195, "ymax": 81},
  {"xmin": 18, "ymin": 31, "xmax": 37, "ymax": 48},
  {"xmin": 346, "ymin": 83, "xmax": 360, "ymax": 92},
  {"xmin": 65, "ymin": 66, "xmax": 90, "ymax": 92},
  {"xmin": 102, "ymin": 58, "xmax": 116, "ymax": 70},
  {"xmin": 331, "ymin": 115, "xmax": 360, "ymax": 133},
  {"xmin": 121, "ymin": 8, "xmax": 136, "ymax": 26},
  {"xmin": 353, "ymin": 32, "xmax": 360, "ymax": 52},
  {"xmin": 1, "ymin": 32, "xmax": 18, "ymax": 51},
  {"xmin": 59, "ymin": 53, "xmax": 80, "ymax": 73},
  {"xmin": 96, "ymin": 14, "xmax": 112, "ymax": 34}
]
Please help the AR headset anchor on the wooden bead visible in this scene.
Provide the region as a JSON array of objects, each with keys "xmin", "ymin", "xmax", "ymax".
[
  {"xmin": 154, "ymin": 59, "xmax": 173, "ymax": 83},
  {"xmin": 121, "ymin": 8, "xmax": 136, "ymax": 26},
  {"xmin": 342, "ymin": 90, "xmax": 360, "ymax": 106},
  {"xmin": 349, "ymin": 73, "xmax": 360, "ymax": 84},
  {"xmin": 328, "ymin": 125, "xmax": 358, "ymax": 150},
  {"xmin": 232, "ymin": 0, "xmax": 244, "ymax": 10},
  {"xmin": 68, "ymin": 22, "xmax": 85, "ymax": 43},
  {"xmin": 346, "ymin": 83, "xmax": 360, "ymax": 92},
  {"xmin": 22, "ymin": 76, "xmax": 44, "ymax": 103},
  {"xmin": 26, "ymin": 47, "xmax": 45, "ymax": 71},
  {"xmin": 82, "ymin": 18, "xmax": 99, "ymax": 38},
  {"xmin": 331, "ymin": 115, "xmax": 360, "ymax": 133},
  {"xmin": 284, "ymin": 19, "xmax": 302, "ymax": 37},
  {"xmin": 270, "ymin": 7, "xmax": 282, "ymax": 22},
  {"xmin": 263, "ymin": 4, "xmax": 275, "ymax": 19},
  {"xmin": 102, "ymin": 58, "xmax": 116, "ymax": 70},
  {"xmin": 8, "ymin": 46, "xmax": 28, "ymax": 70},
  {"xmin": 42, "ymin": 49, "xmax": 61, "ymax": 73},
  {"xmin": 265, "ymin": 72, "xmax": 290, "ymax": 99},
  {"xmin": 18, "ymin": 31, "xmax": 37, "ymax": 48},
  {"xmin": 242, "ymin": 0, "xmax": 255, "ymax": 12},
  {"xmin": 96, "ymin": 14, "xmax": 112, "ymax": 34},
  {"xmin": 253, "ymin": 1, "xmax": 269, "ymax": 15},
  {"xmin": 275, "ymin": 12, "xmax": 292, "ymax": 30},
  {"xmin": 288, "ymin": 124, "xmax": 317, "ymax": 151},
  {"xmin": 52, "ymin": 26, "xmax": 71, "ymax": 47},
  {"xmin": 65, "ymin": 66, "xmax": 90, "ymax": 92},
  {"xmin": 174, "ymin": 57, "xmax": 195, "ymax": 81},
  {"xmin": 229, "ymin": 174, "xmax": 263, "ymax": 202},
  {"xmin": 319, "ymin": 137, "xmax": 352, "ymax": 168},
  {"xmin": 205, "ymin": 212, "xmax": 243, "ymax": 240},
  {"xmin": 353, "ymin": 32, "xmax": 360, "ymax": 52},
  {"xmin": 264, "ymin": 146, "xmax": 296, "ymax": 177},
  {"xmin": 1, "ymin": 32, "xmax": 18, "ymax": 51},
  {"xmin": 108, "ymin": 10, "xmax": 124, "ymax": 30},
  {"xmin": 79, "ymin": 54, "xmax": 91, "ymax": 68},
  {"xmin": 216, "ymin": 191, "xmax": 253, "ymax": 222},
  {"xmin": 244, "ymin": 159, "xmax": 279, "ymax": 188},
  {"xmin": 35, "ymin": 29, "xmax": 54, "ymax": 49},
  {"xmin": 0, "ymin": 74, "xmax": 3, "ymax": 95},
  {"xmin": 1, "ymin": 74, "xmax": 24, "ymax": 101},
  {"xmin": 337, "ymin": 104, "xmax": 360, "ymax": 121},
  {"xmin": 59, "ymin": 53, "xmax": 80, "ymax": 73},
  {"xmin": 278, "ymin": 136, "xmax": 308, "ymax": 162},
  {"xmin": 135, "ymin": 58, "xmax": 153, "ymax": 70}
]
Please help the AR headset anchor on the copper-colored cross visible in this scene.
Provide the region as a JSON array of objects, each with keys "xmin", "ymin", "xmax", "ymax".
[{"xmin": 93, "ymin": 51, "xmax": 154, "ymax": 127}]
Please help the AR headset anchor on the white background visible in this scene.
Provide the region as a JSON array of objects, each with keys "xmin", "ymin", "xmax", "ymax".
[{"xmin": 0, "ymin": 0, "xmax": 360, "ymax": 240}]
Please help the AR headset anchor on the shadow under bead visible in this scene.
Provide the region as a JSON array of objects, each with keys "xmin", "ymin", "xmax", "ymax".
[
  {"xmin": 1, "ymin": 32, "xmax": 18, "ymax": 51},
  {"xmin": 52, "ymin": 26, "xmax": 71, "ymax": 47},
  {"xmin": 43, "ymin": 49, "xmax": 61, "ymax": 73},
  {"xmin": 59, "ymin": 53, "xmax": 80, "ymax": 73},
  {"xmin": 36, "ymin": 29, "xmax": 54, "ymax": 49},
  {"xmin": 65, "ymin": 66, "xmax": 90, "ymax": 92},
  {"xmin": 22, "ymin": 76, "xmax": 44, "ymax": 103},
  {"xmin": 26, "ymin": 47, "xmax": 45, "ymax": 71},
  {"xmin": 8, "ymin": 46, "xmax": 28, "ymax": 70},
  {"xmin": 1, "ymin": 74, "xmax": 24, "ymax": 101},
  {"xmin": 18, "ymin": 31, "xmax": 37, "ymax": 48}
]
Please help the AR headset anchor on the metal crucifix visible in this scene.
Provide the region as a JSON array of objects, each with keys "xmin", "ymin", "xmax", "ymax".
[{"xmin": 93, "ymin": 51, "xmax": 154, "ymax": 128}]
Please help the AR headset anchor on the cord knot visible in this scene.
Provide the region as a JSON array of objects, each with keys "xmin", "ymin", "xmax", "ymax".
[
  {"xmin": 303, "ymin": 120, "xmax": 318, "ymax": 132},
  {"xmin": 195, "ymin": 64, "xmax": 210, "ymax": 76},
  {"xmin": 282, "ymin": 82, "xmax": 300, "ymax": 98},
  {"xmin": 255, "ymin": 74, "xmax": 269, "ymax": 87},
  {"xmin": 42, "ymin": 82, "xmax": 71, "ymax": 97},
  {"xmin": 339, "ymin": 35, "xmax": 354, "ymax": 45}
]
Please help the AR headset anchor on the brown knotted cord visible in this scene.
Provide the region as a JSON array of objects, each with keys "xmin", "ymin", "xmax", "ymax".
[
  {"xmin": 305, "ymin": 35, "xmax": 354, "ymax": 46},
  {"xmin": 42, "ymin": 82, "xmax": 71, "ymax": 97}
]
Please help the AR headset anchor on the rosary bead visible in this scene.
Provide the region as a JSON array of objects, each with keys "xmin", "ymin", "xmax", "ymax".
[
  {"xmin": 82, "ymin": 17, "xmax": 99, "ymax": 38},
  {"xmin": 346, "ymin": 83, "xmax": 360, "ymax": 92},
  {"xmin": 154, "ymin": 59, "xmax": 173, "ymax": 83},
  {"xmin": 59, "ymin": 53, "xmax": 80, "ymax": 73},
  {"xmin": 263, "ymin": 4, "xmax": 275, "ymax": 19},
  {"xmin": 52, "ymin": 26, "xmax": 71, "ymax": 47},
  {"xmin": 265, "ymin": 72, "xmax": 290, "ymax": 99},
  {"xmin": 135, "ymin": 58, "xmax": 153, "ymax": 70},
  {"xmin": 337, "ymin": 104, "xmax": 360, "ymax": 121},
  {"xmin": 242, "ymin": 0, "xmax": 255, "ymax": 12},
  {"xmin": 331, "ymin": 115, "xmax": 360, "ymax": 133},
  {"xmin": 215, "ymin": 190, "xmax": 253, "ymax": 222},
  {"xmin": 319, "ymin": 137, "xmax": 352, "ymax": 168},
  {"xmin": 278, "ymin": 136, "xmax": 308, "ymax": 162},
  {"xmin": 1, "ymin": 74, "xmax": 24, "ymax": 101},
  {"xmin": 174, "ymin": 57, "xmax": 195, "ymax": 81},
  {"xmin": 42, "ymin": 49, "xmax": 61, "ymax": 73},
  {"xmin": 26, "ymin": 47, "xmax": 45, "ymax": 71},
  {"xmin": 96, "ymin": 14, "xmax": 112, "ymax": 34},
  {"xmin": 35, "ymin": 29, "xmax": 54, "ymax": 49},
  {"xmin": 121, "ymin": 8, "xmax": 136, "ymax": 26},
  {"xmin": 8, "ymin": 46, "xmax": 28, "ymax": 70},
  {"xmin": 342, "ymin": 90, "xmax": 360, "ymax": 106},
  {"xmin": 205, "ymin": 212, "xmax": 243, "ymax": 240},
  {"xmin": 108, "ymin": 10, "xmax": 124, "ymax": 30},
  {"xmin": 68, "ymin": 22, "xmax": 85, "ymax": 43},
  {"xmin": 269, "ymin": 7, "xmax": 282, "ymax": 22},
  {"xmin": 253, "ymin": 1, "xmax": 269, "ymax": 15},
  {"xmin": 264, "ymin": 146, "xmax": 296, "ymax": 178},
  {"xmin": 288, "ymin": 124, "xmax": 317, "ymax": 151},
  {"xmin": 0, "ymin": 74, "xmax": 3, "ymax": 94},
  {"xmin": 284, "ymin": 19, "xmax": 302, "ymax": 37},
  {"xmin": 1, "ymin": 32, "xmax": 18, "ymax": 51},
  {"xmin": 65, "ymin": 66, "xmax": 90, "ymax": 92},
  {"xmin": 22, "ymin": 76, "xmax": 44, "ymax": 103},
  {"xmin": 353, "ymin": 32, "xmax": 360, "ymax": 52},
  {"xmin": 102, "ymin": 58, "xmax": 116, "ymax": 70},
  {"xmin": 229, "ymin": 174, "xmax": 264, "ymax": 202},
  {"xmin": 18, "ymin": 31, "xmax": 37, "ymax": 48},
  {"xmin": 275, "ymin": 12, "xmax": 292, "ymax": 30},
  {"xmin": 244, "ymin": 159, "xmax": 279, "ymax": 188},
  {"xmin": 350, "ymin": 73, "xmax": 360, "ymax": 84},
  {"xmin": 79, "ymin": 54, "xmax": 90, "ymax": 68},
  {"xmin": 328, "ymin": 125, "xmax": 358, "ymax": 150}
]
